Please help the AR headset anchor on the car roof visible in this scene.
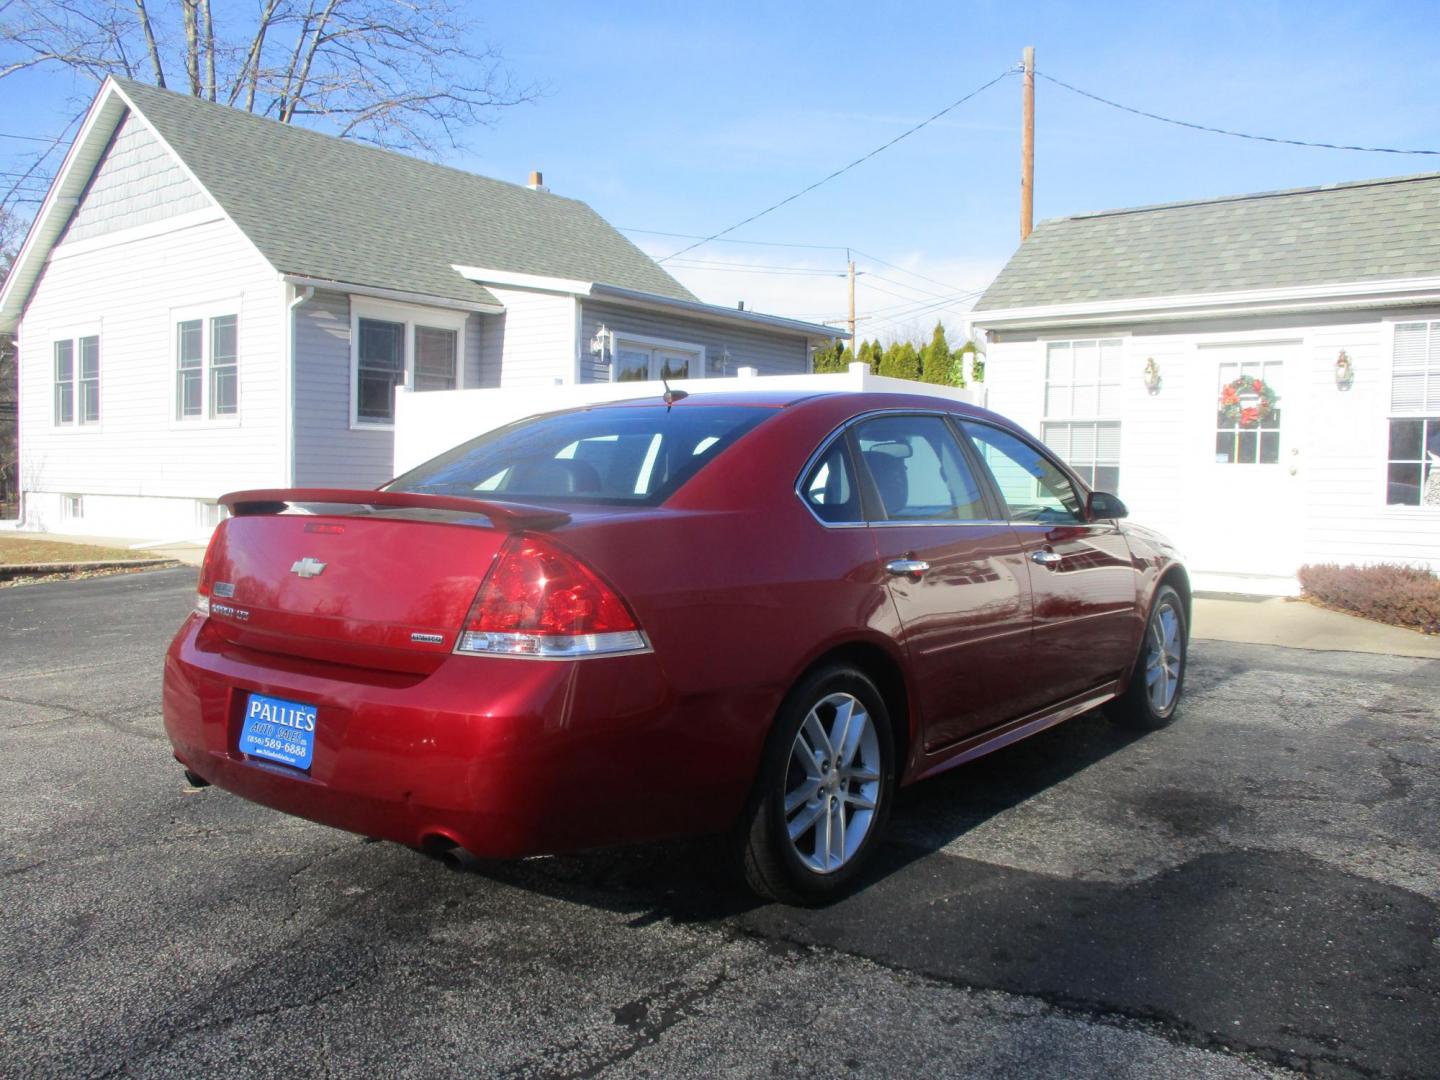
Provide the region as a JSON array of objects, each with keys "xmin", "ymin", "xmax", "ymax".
[{"xmin": 586, "ymin": 389, "xmax": 993, "ymax": 416}]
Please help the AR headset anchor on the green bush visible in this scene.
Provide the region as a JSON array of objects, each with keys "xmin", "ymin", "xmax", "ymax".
[{"xmin": 1297, "ymin": 563, "xmax": 1440, "ymax": 634}]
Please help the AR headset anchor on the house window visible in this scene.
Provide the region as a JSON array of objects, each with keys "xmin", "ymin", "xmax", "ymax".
[
  {"xmin": 612, "ymin": 337, "xmax": 703, "ymax": 383},
  {"xmin": 1215, "ymin": 359, "xmax": 1282, "ymax": 465},
  {"xmin": 1389, "ymin": 321, "xmax": 1440, "ymax": 506},
  {"xmin": 175, "ymin": 312, "xmax": 239, "ymax": 420},
  {"xmin": 351, "ymin": 301, "xmax": 465, "ymax": 426},
  {"xmin": 63, "ymin": 494, "xmax": 83, "ymax": 519},
  {"xmin": 1040, "ymin": 339, "xmax": 1121, "ymax": 491},
  {"xmin": 53, "ymin": 335, "xmax": 100, "ymax": 426}
]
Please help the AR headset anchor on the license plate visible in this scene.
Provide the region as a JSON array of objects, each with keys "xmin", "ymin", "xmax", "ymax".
[{"xmin": 239, "ymin": 692, "xmax": 317, "ymax": 771}]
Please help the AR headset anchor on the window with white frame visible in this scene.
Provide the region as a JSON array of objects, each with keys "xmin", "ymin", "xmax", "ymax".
[
  {"xmin": 175, "ymin": 311, "xmax": 239, "ymax": 420},
  {"xmin": 351, "ymin": 301, "xmax": 464, "ymax": 425},
  {"xmin": 53, "ymin": 335, "xmax": 100, "ymax": 426},
  {"xmin": 1039, "ymin": 338, "xmax": 1122, "ymax": 492},
  {"xmin": 1215, "ymin": 358, "xmax": 1282, "ymax": 465},
  {"xmin": 1389, "ymin": 321, "xmax": 1440, "ymax": 507},
  {"xmin": 611, "ymin": 337, "xmax": 702, "ymax": 383}
]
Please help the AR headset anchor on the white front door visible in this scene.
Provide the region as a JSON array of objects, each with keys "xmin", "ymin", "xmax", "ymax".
[{"xmin": 1186, "ymin": 342, "xmax": 1305, "ymax": 578}]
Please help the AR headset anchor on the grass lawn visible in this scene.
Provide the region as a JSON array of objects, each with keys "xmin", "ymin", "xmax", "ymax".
[{"xmin": 0, "ymin": 537, "xmax": 150, "ymax": 565}]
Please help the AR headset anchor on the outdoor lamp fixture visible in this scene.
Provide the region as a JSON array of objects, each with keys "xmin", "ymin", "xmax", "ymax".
[
  {"xmin": 589, "ymin": 324, "xmax": 613, "ymax": 366},
  {"xmin": 1334, "ymin": 349, "xmax": 1354, "ymax": 390},
  {"xmin": 1143, "ymin": 357, "xmax": 1162, "ymax": 395},
  {"xmin": 716, "ymin": 347, "xmax": 732, "ymax": 376}
]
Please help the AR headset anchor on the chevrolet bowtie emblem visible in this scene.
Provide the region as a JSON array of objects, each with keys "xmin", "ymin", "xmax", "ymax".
[{"xmin": 290, "ymin": 557, "xmax": 327, "ymax": 578}]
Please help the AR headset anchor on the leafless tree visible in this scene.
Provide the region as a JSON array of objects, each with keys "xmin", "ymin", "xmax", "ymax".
[{"xmin": 0, "ymin": 0, "xmax": 537, "ymax": 215}]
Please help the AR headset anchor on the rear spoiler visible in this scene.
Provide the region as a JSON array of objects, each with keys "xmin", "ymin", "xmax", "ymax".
[{"xmin": 218, "ymin": 489, "xmax": 571, "ymax": 532}]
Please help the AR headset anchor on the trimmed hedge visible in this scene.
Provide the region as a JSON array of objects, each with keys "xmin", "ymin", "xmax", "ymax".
[{"xmin": 1297, "ymin": 563, "xmax": 1440, "ymax": 635}]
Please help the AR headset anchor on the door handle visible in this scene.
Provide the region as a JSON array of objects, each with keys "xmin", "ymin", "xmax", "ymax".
[
  {"xmin": 1031, "ymin": 549, "xmax": 1063, "ymax": 568},
  {"xmin": 885, "ymin": 559, "xmax": 930, "ymax": 577}
]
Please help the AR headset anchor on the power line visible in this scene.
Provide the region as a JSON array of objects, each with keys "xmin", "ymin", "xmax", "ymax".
[
  {"xmin": 0, "ymin": 133, "xmax": 56, "ymax": 143},
  {"xmin": 851, "ymin": 248, "xmax": 982, "ymax": 293},
  {"xmin": 656, "ymin": 69, "xmax": 1016, "ymax": 263},
  {"xmin": 619, "ymin": 227, "xmax": 849, "ymax": 252},
  {"xmin": 1037, "ymin": 69, "xmax": 1440, "ymax": 155}
]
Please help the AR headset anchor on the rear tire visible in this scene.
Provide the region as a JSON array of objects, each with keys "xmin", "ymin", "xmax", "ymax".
[
  {"xmin": 735, "ymin": 665, "xmax": 895, "ymax": 905},
  {"xmin": 1105, "ymin": 584, "xmax": 1186, "ymax": 731}
]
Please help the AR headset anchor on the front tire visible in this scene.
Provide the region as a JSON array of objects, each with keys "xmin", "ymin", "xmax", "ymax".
[
  {"xmin": 736, "ymin": 665, "xmax": 895, "ymax": 905},
  {"xmin": 1106, "ymin": 583, "xmax": 1186, "ymax": 730}
]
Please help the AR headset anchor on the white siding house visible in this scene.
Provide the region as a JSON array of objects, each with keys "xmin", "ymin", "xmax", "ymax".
[
  {"xmin": 0, "ymin": 78, "xmax": 839, "ymax": 537},
  {"xmin": 972, "ymin": 175, "xmax": 1440, "ymax": 594}
]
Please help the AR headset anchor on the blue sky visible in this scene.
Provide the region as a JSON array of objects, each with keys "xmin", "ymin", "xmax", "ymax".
[{"xmin": 3, "ymin": 0, "xmax": 1438, "ymax": 341}]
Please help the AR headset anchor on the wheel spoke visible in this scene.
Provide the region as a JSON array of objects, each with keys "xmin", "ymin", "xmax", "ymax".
[
  {"xmin": 829, "ymin": 697, "xmax": 855, "ymax": 766},
  {"xmin": 831, "ymin": 797, "xmax": 846, "ymax": 864},
  {"xmin": 803, "ymin": 712, "xmax": 834, "ymax": 762},
  {"xmin": 788, "ymin": 798, "xmax": 824, "ymax": 841},
  {"xmin": 837, "ymin": 705, "xmax": 869, "ymax": 768},
  {"xmin": 785, "ymin": 776, "xmax": 821, "ymax": 814},
  {"xmin": 844, "ymin": 789, "xmax": 877, "ymax": 810},
  {"xmin": 845, "ymin": 765, "xmax": 880, "ymax": 783},
  {"xmin": 790, "ymin": 736, "xmax": 821, "ymax": 780}
]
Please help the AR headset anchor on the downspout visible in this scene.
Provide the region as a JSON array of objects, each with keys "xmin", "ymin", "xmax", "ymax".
[{"xmin": 285, "ymin": 285, "xmax": 314, "ymax": 486}]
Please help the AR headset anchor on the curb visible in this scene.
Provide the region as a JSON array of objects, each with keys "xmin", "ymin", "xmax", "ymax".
[{"xmin": 0, "ymin": 558, "xmax": 180, "ymax": 581}]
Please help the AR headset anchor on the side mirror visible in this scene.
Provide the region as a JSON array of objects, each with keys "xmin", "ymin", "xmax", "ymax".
[{"xmin": 1087, "ymin": 491, "xmax": 1128, "ymax": 521}]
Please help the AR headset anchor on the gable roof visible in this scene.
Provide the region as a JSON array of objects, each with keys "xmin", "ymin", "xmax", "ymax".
[
  {"xmin": 973, "ymin": 172, "xmax": 1440, "ymax": 313},
  {"xmin": 1, "ymin": 77, "xmax": 701, "ymax": 329},
  {"xmin": 113, "ymin": 78, "xmax": 695, "ymax": 307}
]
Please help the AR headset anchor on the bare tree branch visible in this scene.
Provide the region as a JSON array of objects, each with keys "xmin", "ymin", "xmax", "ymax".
[{"xmin": 133, "ymin": 0, "xmax": 164, "ymax": 87}]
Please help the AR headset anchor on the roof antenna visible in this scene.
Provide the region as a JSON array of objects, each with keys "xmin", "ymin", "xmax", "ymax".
[{"xmin": 661, "ymin": 371, "xmax": 688, "ymax": 407}]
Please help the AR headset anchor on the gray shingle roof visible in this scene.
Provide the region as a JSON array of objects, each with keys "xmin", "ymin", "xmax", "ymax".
[
  {"xmin": 115, "ymin": 78, "xmax": 696, "ymax": 306},
  {"xmin": 973, "ymin": 172, "xmax": 1440, "ymax": 312}
]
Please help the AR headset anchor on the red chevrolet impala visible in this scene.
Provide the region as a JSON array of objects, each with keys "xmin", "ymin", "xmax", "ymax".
[{"xmin": 163, "ymin": 390, "xmax": 1188, "ymax": 903}]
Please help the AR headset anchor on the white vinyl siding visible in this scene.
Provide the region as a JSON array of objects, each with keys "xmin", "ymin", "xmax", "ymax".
[
  {"xmin": 19, "ymin": 215, "xmax": 285, "ymax": 513},
  {"xmin": 1040, "ymin": 338, "xmax": 1122, "ymax": 492}
]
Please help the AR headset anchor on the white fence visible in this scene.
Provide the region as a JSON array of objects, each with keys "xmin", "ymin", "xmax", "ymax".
[{"xmin": 392, "ymin": 364, "xmax": 987, "ymax": 475}]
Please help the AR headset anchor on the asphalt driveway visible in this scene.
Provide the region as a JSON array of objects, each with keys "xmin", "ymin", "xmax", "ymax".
[{"xmin": 2, "ymin": 568, "xmax": 1436, "ymax": 1079}]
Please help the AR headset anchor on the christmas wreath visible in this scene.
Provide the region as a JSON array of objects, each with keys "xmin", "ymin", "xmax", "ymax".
[{"xmin": 1218, "ymin": 376, "xmax": 1279, "ymax": 428}]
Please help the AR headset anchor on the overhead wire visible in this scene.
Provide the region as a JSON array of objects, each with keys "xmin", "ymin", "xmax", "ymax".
[
  {"xmin": 1036, "ymin": 69, "xmax": 1440, "ymax": 155},
  {"xmin": 655, "ymin": 69, "xmax": 1016, "ymax": 263}
]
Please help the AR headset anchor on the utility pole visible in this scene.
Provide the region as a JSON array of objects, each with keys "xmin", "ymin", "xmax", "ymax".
[
  {"xmin": 1021, "ymin": 45, "xmax": 1035, "ymax": 241},
  {"xmin": 847, "ymin": 257, "xmax": 857, "ymax": 351}
]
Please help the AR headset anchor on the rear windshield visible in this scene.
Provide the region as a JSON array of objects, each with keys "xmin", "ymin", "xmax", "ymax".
[{"xmin": 386, "ymin": 405, "xmax": 771, "ymax": 506}]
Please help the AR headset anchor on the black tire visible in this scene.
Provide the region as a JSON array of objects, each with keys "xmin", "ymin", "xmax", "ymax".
[
  {"xmin": 735, "ymin": 664, "xmax": 895, "ymax": 905},
  {"xmin": 1105, "ymin": 583, "xmax": 1187, "ymax": 731}
]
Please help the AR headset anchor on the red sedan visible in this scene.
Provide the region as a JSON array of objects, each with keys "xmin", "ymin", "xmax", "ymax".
[{"xmin": 164, "ymin": 390, "xmax": 1188, "ymax": 904}]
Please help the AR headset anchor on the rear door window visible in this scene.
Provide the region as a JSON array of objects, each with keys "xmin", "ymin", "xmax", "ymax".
[
  {"xmin": 388, "ymin": 405, "xmax": 770, "ymax": 506},
  {"xmin": 852, "ymin": 414, "xmax": 988, "ymax": 521},
  {"xmin": 800, "ymin": 438, "xmax": 863, "ymax": 523}
]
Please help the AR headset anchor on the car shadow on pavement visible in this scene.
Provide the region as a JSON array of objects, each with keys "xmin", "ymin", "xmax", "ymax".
[{"xmin": 453, "ymin": 708, "xmax": 1145, "ymax": 921}]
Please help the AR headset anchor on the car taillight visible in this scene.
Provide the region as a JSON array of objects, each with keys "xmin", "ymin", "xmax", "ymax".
[
  {"xmin": 456, "ymin": 534, "xmax": 646, "ymax": 659},
  {"xmin": 194, "ymin": 526, "xmax": 222, "ymax": 617}
]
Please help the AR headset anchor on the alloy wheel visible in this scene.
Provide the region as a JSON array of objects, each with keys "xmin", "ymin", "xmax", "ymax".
[
  {"xmin": 1145, "ymin": 599, "xmax": 1183, "ymax": 714},
  {"xmin": 783, "ymin": 692, "xmax": 882, "ymax": 874}
]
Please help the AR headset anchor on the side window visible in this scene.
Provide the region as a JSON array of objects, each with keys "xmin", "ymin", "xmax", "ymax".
[
  {"xmin": 853, "ymin": 414, "xmax": 987, "ymax": 521},
  {"xmin": 800, "ymin": 439, "xmax": 863, "ymax": 524},
  {"xmin": 961, "ymin": 421, "xmax": 1084, "ymax": 524}
]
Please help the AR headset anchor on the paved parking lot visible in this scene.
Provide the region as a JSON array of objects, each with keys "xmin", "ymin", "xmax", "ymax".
[{"xmin": 2, "ymin": 568, "xmax": 1437, "ymax": 1079}]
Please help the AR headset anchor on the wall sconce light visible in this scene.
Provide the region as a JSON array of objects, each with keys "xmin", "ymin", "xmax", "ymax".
[
  {"xmin": 1142, "ymin": 357, "xmax": 1161, "ymax": 395},
  {"xmin": 1334, "ymin": 349, "xmax": 1354, "ymax": 390},
  {"xmin": 589, "ymin": 323, "xmax": 613, "ymax": 366}
]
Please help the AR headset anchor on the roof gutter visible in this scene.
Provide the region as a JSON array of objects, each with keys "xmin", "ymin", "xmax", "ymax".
[
  {"xmin": 282, "ymin": 274, "xmax": 505, "ymax": 315},
  {"xmin": 450, "ymin": 263, "xmax": 844, "ymax": 341},
  {"xmin": 973, "ymin": 275, "xmax": 1440, "ymax": 331}
]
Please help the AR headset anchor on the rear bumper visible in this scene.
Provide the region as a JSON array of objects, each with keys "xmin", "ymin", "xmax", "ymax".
[{"xmin": 163, "ymin": 616, "xmax": 761, "ymax": 857}]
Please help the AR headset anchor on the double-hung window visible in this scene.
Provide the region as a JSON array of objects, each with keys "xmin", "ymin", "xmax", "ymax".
[
  {"xmin": 175, "ymin": 310, "xmax": 239, "ymax": 420},
  {"xmin": 53, "ymin": 335, "xmax": 100, "ymax": 426},
  {"xmin": 1389, "ymin": 321, "xmax": 1440, "ymax": 507},
  {"xmin": 351, "ymin": 300, "xmax": 465, "ymax": 426},
  {"xmin": 1040, "ymin": 338, "xmax": 1122, "ymax": 492}
]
